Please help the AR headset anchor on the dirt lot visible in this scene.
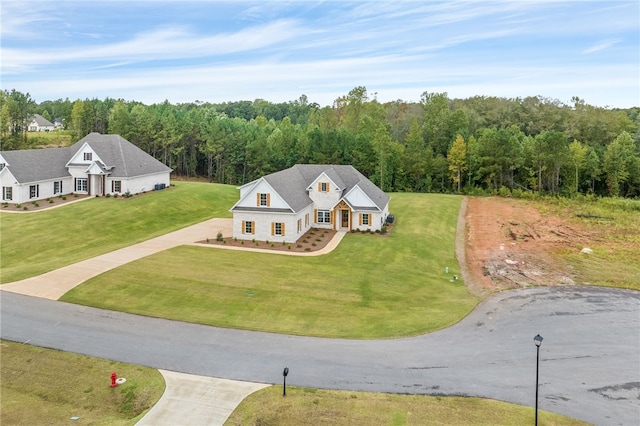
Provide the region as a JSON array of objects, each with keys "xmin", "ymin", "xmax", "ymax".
[{"xmin": 462, "ymin": 197, "xmax": 597, "ymax": 295}]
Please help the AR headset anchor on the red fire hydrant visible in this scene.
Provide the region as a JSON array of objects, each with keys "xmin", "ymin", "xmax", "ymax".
[{"xmin": 110, "ymin": 372, "xmax": 118, "ymax": 387}]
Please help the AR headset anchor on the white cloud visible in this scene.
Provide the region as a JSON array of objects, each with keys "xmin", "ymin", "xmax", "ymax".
[{"xmin": 582, "ymin": 39, "xmax": 622, "ymax": 54}]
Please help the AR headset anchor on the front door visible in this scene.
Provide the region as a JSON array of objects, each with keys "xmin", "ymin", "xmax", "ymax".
[{"xmin": 341, "ymin": 210, "xmax": 349, "ymax": 228}]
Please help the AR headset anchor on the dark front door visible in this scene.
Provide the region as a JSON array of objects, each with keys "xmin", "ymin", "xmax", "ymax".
[{"xmin": 342, "ymin": 210, "xmax": 349, "ymax": 228}]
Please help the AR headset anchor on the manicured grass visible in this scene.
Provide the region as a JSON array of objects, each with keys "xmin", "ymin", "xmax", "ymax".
[
  {"xmin": 225, "ymin": 386, "xmax": 587, "ymax": 426},
  {"xmin": 0, "ymin": 182, "xmax": 237, "ymax": 283},
  {"xmin": 62, "ymin": 193, "xmax": 480, "ymax": 338},
  {"xmin": 0, "ymin": 340, "xmax": 165, "ymax": 425}
]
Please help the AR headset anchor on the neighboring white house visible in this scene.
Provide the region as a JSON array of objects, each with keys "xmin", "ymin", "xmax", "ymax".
[
  {"xmin": 230, "ymin": 164, "xmax": 390, "ymax": 243},
  {"xmin": 0, "ymin": 132, "xmax": 172, "ymax": 204},
  {"xmin": 28, "ymin": 114, "xmax": 55, "ymax": 132}
]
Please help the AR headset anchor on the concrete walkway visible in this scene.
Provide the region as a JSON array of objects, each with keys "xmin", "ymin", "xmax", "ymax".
[
  {"xmin": 136, "ymin": 371, "xmax": 269, "ymax": 426},
  {"xmin": 2, "ymin": 218, "xmax": 345, "ymax": 425}
]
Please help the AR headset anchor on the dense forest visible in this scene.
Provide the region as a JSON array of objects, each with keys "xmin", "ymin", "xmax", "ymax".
[{"xmin": 1, "ymin": 87, "xmax": 639, "ymax": 198}]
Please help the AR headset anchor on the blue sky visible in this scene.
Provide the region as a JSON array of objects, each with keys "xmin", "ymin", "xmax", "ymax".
[{"xmin": 2, "ymin": 1, "xmax": 638, "ymax": 108}]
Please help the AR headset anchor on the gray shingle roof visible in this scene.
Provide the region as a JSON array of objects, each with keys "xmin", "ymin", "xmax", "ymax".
[
  {"xmin": 1, "ymin": 147, "xmax": 72, "ymax": 183},
  {"xmin": 31, "ymin": 114, "xmax": 54, "ymax": 127},
  {"xmin": 1, "ymin": 133, "xmax": 171, "ymax": 184},
  {"xmin": 245, "ymin": 164, "xmax": 389, "ymax": 213},
  {"xmin": 70, "ymin": 133, "xmax": 172, "ymax": 178}
]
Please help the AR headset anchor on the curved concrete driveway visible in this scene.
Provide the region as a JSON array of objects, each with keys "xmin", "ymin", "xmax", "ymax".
[{"xmin": 2, "ymin": 286, "xmax": 638, "ymax": 425}]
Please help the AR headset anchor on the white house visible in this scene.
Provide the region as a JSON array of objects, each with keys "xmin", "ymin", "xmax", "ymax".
[
  {"xmin": 28, "ymin": 114, "xmax": 55, "ymax": 132},
  {"xmin": 1, "ymin": 133, "xmax": 172, "ymax": 204},
  {"xmin": 230, "ymin": 164, "xmax": 390, "ymax": 243}
]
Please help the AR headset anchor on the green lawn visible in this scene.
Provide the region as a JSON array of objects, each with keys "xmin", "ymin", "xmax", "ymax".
[
  {"xmin": 0, "ymin": 182, "xmax": 237, "ymax": 283},
  {"xmin": 62, "ymin": 193, "xmax": 480, "ymax": 338},
  {"xmin": 0, "ymin": 340, "xmax": 165, "ymax": 426},
  {"xmin": 226, "ymin": 386, "xmax": 587, "ymax": 426}
]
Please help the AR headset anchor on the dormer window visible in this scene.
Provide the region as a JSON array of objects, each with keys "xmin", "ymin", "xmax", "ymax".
[{"xmin": 84, "ymin": 152, "xmax": 92, "ymax": 161}]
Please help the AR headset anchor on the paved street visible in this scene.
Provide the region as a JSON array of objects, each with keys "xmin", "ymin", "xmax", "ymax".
[{"xmin": 2, "ymin": 286, "xmax": 638, "ymax": 425}]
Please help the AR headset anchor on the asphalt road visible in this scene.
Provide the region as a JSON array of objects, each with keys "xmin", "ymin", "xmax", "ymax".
[{"xmin": 2, "ymin": 286, "xmax": 638, "ymax": 425}]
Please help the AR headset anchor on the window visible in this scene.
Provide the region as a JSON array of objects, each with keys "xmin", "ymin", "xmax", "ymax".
[
  {"xmin": 317, "ymin": 210, "xmax": 330, "ymax": 224},
  {"xmin": 305, "ymin": 213, "xmax": 309, "ymax": 227},
  {"xmin": 84, "ymin": 152, "xmax": 92, "ymax": 161},
  {"xmin": 297, "ymin": 219, "xmax": 302, "ymax": 233},
  {"xmin": 272, "ymin": 222, "xmax": 285, "ymax": 236},
  {"xmin": 2, "ymin": 187, "xmax": 12, "ymax": 201},
  {"xmin": 112, "ymin": 180, "xmax": 121, "ymax": 193},
  {"xmin": 257, "ymin": 193, "xmax": 270, "ymax": 206},
  {"xmin": 360, "ymin": 213, "xmax": 370, "ymax": 226},
  {"xmin": 53, "ymin": 181, "xmax": 62, "ymax": 194},
  {"xmin": 318, "ymin": 182, "xmax": 330, "ymax": 192},
  {"xmin": 243, "ymin": 221, "xmax": 254, "ymax": 234},
  {"xmin": 0, "ymin": 163, "xmax": 5, "ymax": 171},
  {"xmin": 29, "ymin": 184, "xmax": 39, "ymax": 199},
  {"xmin": 76, "ymin": 178, "xmax": 88, "ymax": 192}
]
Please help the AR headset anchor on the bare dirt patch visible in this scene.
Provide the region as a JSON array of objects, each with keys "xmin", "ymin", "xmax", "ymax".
[{"xmin": 463, "ymin": 197, "xmax": 595, "ymax": 294}]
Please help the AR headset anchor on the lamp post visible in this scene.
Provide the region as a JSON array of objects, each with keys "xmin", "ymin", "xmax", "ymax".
[
  {"xmin": 282, "ymin": 367, "xmax": 289, "ymax": 396},
  {"xmin": 533, "ymin": 334, "xmax": 543, "ymax": 426}
]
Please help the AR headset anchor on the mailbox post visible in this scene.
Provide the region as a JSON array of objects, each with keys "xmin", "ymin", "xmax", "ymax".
[{"xmin": 282, "ymin": 367, "xmax": 289, "ymax": 396}]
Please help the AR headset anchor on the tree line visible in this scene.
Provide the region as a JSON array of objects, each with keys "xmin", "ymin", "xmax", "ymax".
[{"xmin": 1, "ymin": 87, "xmax": 639, "ymax": 198}]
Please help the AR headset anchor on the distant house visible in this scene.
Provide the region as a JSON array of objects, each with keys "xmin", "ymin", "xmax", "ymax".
[
  {"xmin": 230, "ymin": 164, "xmax": 390, "ymax": 243},
  {"xmin": 0, "ymin": 133, "xmax": 172, "ymax": 204},
  {"xmin": 28, "ymin": 114, "xmax": 55, "ymax": 132}
]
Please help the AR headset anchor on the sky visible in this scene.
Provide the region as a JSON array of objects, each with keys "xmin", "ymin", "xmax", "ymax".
[{"xmin": 1, "ymin": 0, "xmax": 639, "ymax": 108}]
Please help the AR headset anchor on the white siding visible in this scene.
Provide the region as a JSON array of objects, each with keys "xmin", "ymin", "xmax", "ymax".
[
  {"xmin": 120, "ymin": 172, "xmax": 171, "ymax": 195},
  {"xmin": 344, "ymin": 185, "xmax": 375, "ymax": 208}
]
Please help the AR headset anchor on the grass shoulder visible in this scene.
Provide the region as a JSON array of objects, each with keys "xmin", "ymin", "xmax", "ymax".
[
  {"xmin": 0, "ymin": 340, "xmax": 165, "ymax": 425},
  {"xmin": 226, "ymin": 385, "xmax": 587, "ymax": 426}
]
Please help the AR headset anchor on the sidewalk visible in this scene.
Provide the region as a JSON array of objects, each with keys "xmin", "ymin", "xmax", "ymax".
[{"xmin": 136, "ymin": 371, "xmax": 269, "ymax": 426}]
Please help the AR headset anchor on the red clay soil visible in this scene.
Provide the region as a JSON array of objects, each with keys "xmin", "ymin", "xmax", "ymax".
[{"xmin": 462, "ymin": 197, "xmax": 593, "ymax": 295}]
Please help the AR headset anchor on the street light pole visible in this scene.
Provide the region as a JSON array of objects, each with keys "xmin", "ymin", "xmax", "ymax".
[{"xmin": 533, "ymin": 334, "xmax": 543, "ymax": 426}]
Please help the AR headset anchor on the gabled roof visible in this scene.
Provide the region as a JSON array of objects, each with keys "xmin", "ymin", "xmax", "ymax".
[
  {"xmin": 0, "ymin": 132, "xmax": 172, "ymax": 184},
  {"xmin": 70, "ymin": 133, "xmax": 172, "ymax": 178},
  {"xmin": 31, "ymin": 114, "xmax": 54, "ymax": 127},
  {"xmin": 0, "ymin": 147, "xmax": 72, "ymax": 183},
  {"xmin": 234, "ymin": 164, "xmax": 389, "ymax": 213}
]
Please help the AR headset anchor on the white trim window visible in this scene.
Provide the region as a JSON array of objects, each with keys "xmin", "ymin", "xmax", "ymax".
[
  {"xmin": 112, "ymin": 180, "xmax": 121, "ymax": 193},
  {"xmin": 76, "ymin": 178, "xmax": 88, "ymax": 192},
  {"xmin": 317, "ymin": 210, "xmax": 330, "ymax": 223},
  {"xmin": 84, "ymin": 152, "xmax": 92, "ymax": 161},
  {"xmin": 2, "ymin": 186, "xmax": 12, "ymax": 201},
  {"xmin": 53, "ymin": 180, "xmax": 62, "ymax": 194},
  {"xmin": 29, "ymin": 184, "xmax": 39, "ymax": 199}
]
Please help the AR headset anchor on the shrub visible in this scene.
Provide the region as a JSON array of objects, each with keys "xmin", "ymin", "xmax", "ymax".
[
  {"xmin": 23, "ymin": 206, "xmax": 28, "ymax": 210},
  {"xmin": 216, "ymin": 231, "xmax": 223, "ymax": 242},
  {"xmin": 15, "ymin": 204, "xmax": 21, "ymax": 208},
  {"xmin": 270, "ymin": 243, "xmax": 274, "ymax": 247},
  {"xmin": 123, "ymin": 191, "xmax": 132, "ymax": 198},
  {"xmin": 375, "ymin": 229, "xmax": 380, "ymax": 234},
  {"xmin": 31, "ymin": 201, "xmax": 36, "ymax": 205},
  {"xmin": 304, "ymin": 248, "xmax": 310, "ymax": 252},
  {"xmin": 311, "ymin": 242, "xmax": 317, "ymax": 247},
  {"xmin": 105, "ymin": 193, "xmax": 111, "ymax": 198},
  {"xmin": 73, "ymin": 193, "xmax": 78, "ymax": 198},
  {"xmin": 206, "ymin": 237, "xmax": 210, "ymax": 243},
  {"xmin": 381, "ymin": 225, "xmax": 388, "ymax": 234},
  {"xmin": 297, "ymin": 244, "xmax": 302, "ymax": 248},
  {"xmin": 62, "ymin": 196, "xmax": 67, "ymax": 200},
  {"xmin": 316, "ymin": 238, "xmax": 322, "ymax": 242},
  {"xmin": 288, "ymin": 245, "xmax": 291, "ymax": 250},
  {"xmin": 34, "ymin": 202, "xmax": 39, "ymax": 207},
  {"xmin": 241, "ymin": 241, "xmax": 244, "ymax": 245}
]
